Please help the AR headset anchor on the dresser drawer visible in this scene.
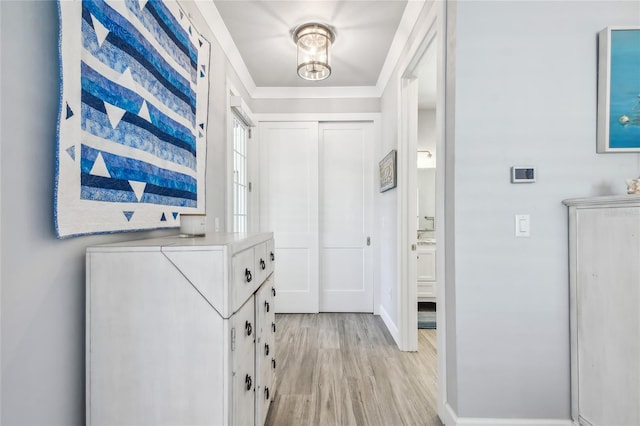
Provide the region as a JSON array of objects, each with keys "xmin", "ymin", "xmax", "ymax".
[
  {"xmin": 266, "ymin": 239, "xmax": 275, "ymax": 276},
  {"xmin": 233, "ymin": 296, "xmax": 256, "ymax": 358},
  {"xmin": 254, "ymin": 242, "xmax": 268, "ymax": 285},
  {"xmin": 231, "ymin": 349, "xmax": 255, "ymax": 426},
  {"xmin": 232, "ymin": 248, "xmax": 257, "ymax": 313}
]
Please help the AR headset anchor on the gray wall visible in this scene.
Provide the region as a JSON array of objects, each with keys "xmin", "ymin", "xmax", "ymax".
[
  {"xmin": 0, "ymin": 1, "xmax": 245, "ymax": 424},
  {"xmin": 451, "ymin": 0, "xmax": 640, "ymax": 419},
  {"xmin": 380, "ymin": 0, "xmax": 640, "ymax": 420}
]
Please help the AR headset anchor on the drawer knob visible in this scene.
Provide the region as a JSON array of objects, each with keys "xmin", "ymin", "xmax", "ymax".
[
  {"xmin": 272, "ymin": 358, "xmax": 276, "ymax": 369},
  {"xmin": 265, "ymin": 343, "xmax": 270, "ymax": 356},
  {"xmin": 265, "ymin": 301, "xmax": 270, "ymax": 312},
  {"xmin": 272, "ymin": 322, "xmax": 276, "ymax": 333},
  {"xmin": 271, "ymin": 287, "xmax": 276, "ymax": 297},
  {"xmin": 245, "ymin": 374, "xmax": 252, "ymax": 391},
  {"xmin": 260, "ymin": 259, "xmax": 266, "ymax": 270},
  {"xmin": 265, "ymin": 387, "xmax": 270, "ymax": 400},
  {"xmin": 270, "ymin": 252, "xmax": 275, "ymax": 261},
  {"xmin": 245, "ymin": 320, "xmax": 253, "ymax": 336},
  {"xmin": 245, "ymin": 268, "xmax": 252, "ymax": 283}
]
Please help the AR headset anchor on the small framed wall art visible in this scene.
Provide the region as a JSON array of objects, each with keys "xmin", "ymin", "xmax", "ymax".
[
  {"xmin": 379, "ymin": 149, "xmax": 397, "ymax": 192},
  {"xmin": 597, "ymin": 26, "xmax": 640, "ymax": 152}
]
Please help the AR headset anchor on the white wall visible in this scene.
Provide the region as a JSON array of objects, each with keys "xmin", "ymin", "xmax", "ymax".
[
  {"xmin": 0, "ymin": 1, "xmax": 247, "ymax": 424},
  {"xmin": 450, "ymin": 0, "xmax": 640, "ymax": 420},
  {"xmin": 378, "ymin": 70, "xmax": 400, "ymax": 327}
]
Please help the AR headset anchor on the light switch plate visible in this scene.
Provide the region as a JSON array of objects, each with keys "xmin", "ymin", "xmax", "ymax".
[{"xmin": 515, "ymin": 214, "xmax": 530, "ymax": 237}]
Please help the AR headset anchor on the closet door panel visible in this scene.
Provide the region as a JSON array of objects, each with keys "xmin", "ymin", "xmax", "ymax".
[
  {"xmin": 319, "ymin": 122, "xmax": 373, "ymax": 312},
  {"xmin": 259, "ymin": 122, "xmax": 319, "ymax": 313}
]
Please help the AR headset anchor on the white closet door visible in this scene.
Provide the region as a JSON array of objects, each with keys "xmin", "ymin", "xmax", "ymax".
[
  {"xmin": 259, "ymin": 122, "xmax": 319, "ymax": 313},
  {"xmin": 319, "ymin": 122, "xmax": 373, "ymax": 312}
]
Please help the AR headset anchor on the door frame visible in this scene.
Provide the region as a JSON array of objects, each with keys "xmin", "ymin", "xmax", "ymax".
[
  {"xmin": 253, "ymin": 113, "xmax": 381, "ymax": 315},
  {"xmin": 396, "ymin": 0, "xmax": 448, "ymax": 421}
]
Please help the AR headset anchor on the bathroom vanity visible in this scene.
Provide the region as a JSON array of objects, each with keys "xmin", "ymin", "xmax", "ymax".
[
  {"xmin": 85, "ymin": 233, "xmax": 276, "ymax": 426},
  {"xmin": 417, "ymin": 240, "xmax": 437, "ymax": 302}
]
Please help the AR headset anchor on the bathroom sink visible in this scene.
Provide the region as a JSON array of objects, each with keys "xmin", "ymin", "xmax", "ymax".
[{"xmin": 417, "ymin": 239, "xmax": 436, "ymax": 245}]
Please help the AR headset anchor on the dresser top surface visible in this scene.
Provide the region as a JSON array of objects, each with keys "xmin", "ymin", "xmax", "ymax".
[
  {"xmin": 563, "ymin": 194, "xmax": 640, "ymax": 208},
  {"xmin": 86, "ymin": 232, "xmax": 273, "ymax": 253}
]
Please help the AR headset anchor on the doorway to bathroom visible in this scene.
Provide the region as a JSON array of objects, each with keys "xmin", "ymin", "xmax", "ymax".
[
  {"xmin": 415, "ymin": 46, "xmax": 438, "ymax": 331},
  {"xmin": 397, "ymin": 0, "xmax": 447, "ymax": 420}
]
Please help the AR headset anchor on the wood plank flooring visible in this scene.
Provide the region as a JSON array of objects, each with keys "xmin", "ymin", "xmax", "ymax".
[{"xmin": 265, "ymin": 313, "xmax": 442, "ymax": 426}]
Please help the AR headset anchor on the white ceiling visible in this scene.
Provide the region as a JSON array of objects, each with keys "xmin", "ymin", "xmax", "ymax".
[
  {"xmin": 197, "ymin": 0, "xmax": 438, "ymax": 104},
  {"xmin": 209, "ymin": 0, "xmax": 410, "ymax": 89},
  {"xmin": 214, "ymin": 0, "xmax": 407, "ymax": 87}
]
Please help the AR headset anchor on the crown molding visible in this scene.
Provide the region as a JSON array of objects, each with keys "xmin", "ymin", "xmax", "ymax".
[
  {"xmin": 254, "ymin": 112, "xmax": 381, "ymax": 122},
  {"xmin": 252, "ymin": 85, "xmax": 380, "ymax": 99},
  {"xmin": 193, "ymin": 0, "xmax": 256, "ymax": 95}
]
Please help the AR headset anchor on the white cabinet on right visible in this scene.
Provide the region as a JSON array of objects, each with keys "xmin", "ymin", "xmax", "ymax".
[
  {"xmin": 417, "ymin": 244, "xmax": 437, "ymax": 302},
  {"xmin": 564, "ymin": 195, "xmax": 640, "ymax": 426}
]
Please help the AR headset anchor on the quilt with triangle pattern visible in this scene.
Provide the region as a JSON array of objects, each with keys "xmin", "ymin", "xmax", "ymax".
[{"xmin": 55, "ymin": 0, "xmax": 210, "ymax": 238}]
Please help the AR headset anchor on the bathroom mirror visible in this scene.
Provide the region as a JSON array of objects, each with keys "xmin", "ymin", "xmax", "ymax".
[
  {"xmin": 417, "ymin": 168, "xmax": 436, "ymax": 232},
  {"xmin": 417, "ymin": 107, "xmax": 437, "ymax": 236}
]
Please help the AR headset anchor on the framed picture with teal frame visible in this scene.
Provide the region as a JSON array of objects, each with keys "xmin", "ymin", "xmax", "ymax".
[{"xmin": 597, "ymin": 26, "xmax": 640, "ymax": 152}]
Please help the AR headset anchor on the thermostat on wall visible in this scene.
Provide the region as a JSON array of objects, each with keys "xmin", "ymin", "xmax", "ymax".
[{"xmin": 511, "ymin": 166, "xmax": 536, "ymax": 183}]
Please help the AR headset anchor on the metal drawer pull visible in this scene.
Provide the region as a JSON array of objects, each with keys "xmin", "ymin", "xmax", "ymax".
[
  {"xmin": 245, "ymin": 320, "xmax": 252, "ymax": 336},
  {"xmin": 272, "ymin": 322, "xmax": 276, "ymax": 333},
  {"xmin": 265, "ymin": 343, "xmax": 270, "ymax": 356},
  {"xmin": 245, "ymin": 374, "xmax": 252, "ymax": 391},
  {"xmin": 270, "ymin": 252, "xmax": 275, "ymax": 261},
  {"xmin": 265, "ymin": 301, "xmax": 270, "ymax": 312},
  {"xmin": 260, "ymin": 259, "xmax": 266, "ymax": 270},
  {"xmin": 245, "ymin": 268, "xmax": 252, "ymax": 283},
  {"xmin": 272, "ymin": 287, "xmax": 276, "ymax": 297},
  {"xmin": 272, "ymin": 358, "xmax": 276, "ymax": 369},
  {"xmin": 265, "ymin": 387, "xmax": 270, "ymax": 400}
]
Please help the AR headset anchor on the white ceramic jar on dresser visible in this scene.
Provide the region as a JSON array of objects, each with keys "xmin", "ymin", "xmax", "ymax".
[
  {"xmin": 86, "ymin": 232, "xmax": 276, "ymax": 426},
  {"xmin": 563, "ymin": 195, "xmax": 639, "ymax": 426}
]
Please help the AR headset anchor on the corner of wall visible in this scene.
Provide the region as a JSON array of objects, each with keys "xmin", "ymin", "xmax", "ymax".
[{"xmin": 378, "ymin": 303, "xmax": 400, "ymax": 345}]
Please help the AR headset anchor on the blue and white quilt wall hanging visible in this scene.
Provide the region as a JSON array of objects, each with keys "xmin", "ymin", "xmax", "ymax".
[{"xmin": 55, "ymin": 0, "xmax": 210, "ymax": 238}]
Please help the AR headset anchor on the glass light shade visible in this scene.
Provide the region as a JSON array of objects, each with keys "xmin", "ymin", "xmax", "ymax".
[{"xmin": 295, "ymin": 23, "xmax": 334, "ymax": 81}]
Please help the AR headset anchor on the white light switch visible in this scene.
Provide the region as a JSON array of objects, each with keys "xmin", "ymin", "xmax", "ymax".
[{"xmin": 515, "ymin": 214, "xmax": 530, "ymax": 237}]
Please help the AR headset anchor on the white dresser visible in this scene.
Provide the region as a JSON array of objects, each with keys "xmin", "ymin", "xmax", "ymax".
[
  {"xmin": 564, "ymin": 195, "xmax": 640, "ymax": 426},
  {"xmin": 86, "ymin": 233, "xmax": 276, "ymax": 426}
]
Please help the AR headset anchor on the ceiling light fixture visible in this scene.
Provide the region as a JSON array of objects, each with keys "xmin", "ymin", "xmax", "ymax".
[{"xmin": 293, "ymin": 23, "xmax": 335, "ymax": 81}]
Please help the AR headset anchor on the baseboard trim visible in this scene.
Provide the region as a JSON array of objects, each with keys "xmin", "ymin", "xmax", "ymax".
[
  {"xmin": 445, "ymin": 403, "xmax": 572, "ymax": 426},
  {"xmin": 378, "ymin": 304, "xmax": 400, "ymax": 345}
]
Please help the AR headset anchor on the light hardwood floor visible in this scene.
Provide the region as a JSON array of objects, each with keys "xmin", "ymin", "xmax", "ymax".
[{"xmin": 265, "ymin": 313, "xmax": 442, "ymax": 426}]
